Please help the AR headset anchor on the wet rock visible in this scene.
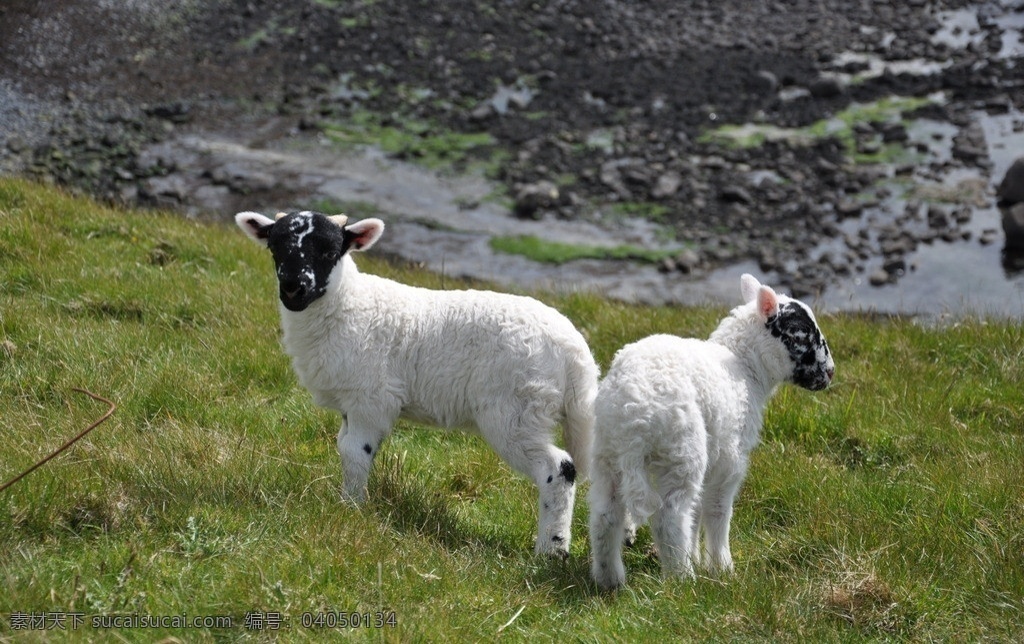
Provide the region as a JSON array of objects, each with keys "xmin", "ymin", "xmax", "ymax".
[
  {"xmin": 599, "ymin": 159, "xmax": 634, "ymax": 199},
  {"xmin": 673, "ymin": 248, "xmax": 701, "ymax": 274},
  {"xmin": 469, "ymin": 102, "xmax": 495, "ymax": 122},
  {"xmin": 192, "ymin": 184, "xmax": 232, "ymax": 212},
  {"xmin": 869, "ymin": 267, "xmax": 891, "ymax": 286},
  {"xmin": 927, "ymin": 205, "xmax": 950, "ymax": 229},
  {"xmin": 941, "ymin": 229, "xmax": 964, "ymax": 243},
  {"xmin": 979, "ymin": 229, "xmax": 999, "ymax": 246},
  {"xmin": 1001, "ymin": 203, "xmax": 1024, "ymax": 250},
  {"xmin": 809, "ymin": 76, "xmax": 844, "ymax": 98},
  {"xmin": 140, "ymin": 175, "xmax": 188, "ymax": 204},
  {"xmin": 209, "ymin": 163, "xmax": 276, "ymax": 194},
  {"xmin": 880, "ymin": 123, "xmax": 908, "ymax": 143},
  {"xmin": 751, "ymin": 70, "xmax": 778, "ymax": 96},
  {"xmin": 836, "ymin": 199, "xmax": 863, "ymax": 219},
  {"xmin": 996, "ymin": 157, "xmax": 1024, "ymax": 206},
  {"xmin": 513, "ymin": 180, "xmax": 559, "ymax": 218},
  {"xmin": 650, "ymin": 172, "xmax": 682, "ymax": 199},
  {"xmin": 882, "ymin": 256, "xmax": 906, "ymax": 275},
  {"xmin": 145, "ymin": 102, "xmax": 192, "ymax": 124},
  {"xmin": 985, "ymin": 95, "xmax": 1013, "ymax": 114},
  {"xmin": 758, "ymin": 249, "xmax": 782, "ymax": 273},
  {"xmin": 952, "ymin": 120, "xmax": 988, "ymax": 165},
  {"xmin": 118, "ymin": 183, "xmax": 139, "ymax": 203},
  {"xmin": 719, "ymin": 185, "xmax": 753, "ymax": 204},
  {"xmin": 880, "ymin": 236, "xmax": 915, "ymax": 256},
  {"xmin": 621, "ymin": 161, "xmax": 654, "ymax": 187},
  {"xmin": 857, "ymin": 138, "xmax": 882, "ymax": 155}
]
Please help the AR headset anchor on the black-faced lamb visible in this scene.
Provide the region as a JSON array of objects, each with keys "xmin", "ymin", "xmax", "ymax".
[
  {"xmin": 589, "ymin": 274, "xmax": 834, "ymax": 589},
  {"xmin": 236, "ymin": 210, "xmax": 598, "ymax": 556}
]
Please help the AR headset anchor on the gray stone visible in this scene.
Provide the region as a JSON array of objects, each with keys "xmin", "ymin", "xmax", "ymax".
[
  {"xmin": 883, "ymin": 256, "xmax": 906, "ymax": 275},
  {"xmin": 673, "ymin": 248, "xmax": 701, "ymax": 274},
  {"xmin": 836, "ymin": 199, "xmax": 864, "ymax": 219},
  {"xmin": 719, "ymin": 185, "xmax": 753, "ymax": 204},
  {"xmin": 880, "ymin": 123, "xmax": 909, "ymax": 143},
  {"xmin": 869, "ymin": 268, "xmax": 891, "ymax": 286},
  {"xmin": 752, "ymin": 70, "xmax": 778, "ymax": 95},
  {"xmin": 141, "ymin": 175, "xmax": 188, "ymax": 202},
  {"xmin": 809, "ymin": 76, "xmax": 844, "ymax": 98},
  {"xmin": 599, "ymin": 160, "xmax": 633, "ymax": 199},
  {"xmin": 469, "ymin": 102, "xmax": 495, "ymax": 121},
  {"xmin": 1001, "ymin": 202, "xmax": 1024, "ymax": 250},
  {"xmin": 927, "ymin": 205, "xmax": 950, "ymax": 228},
  {"xmin": 997, "ymin": 157, "xmax": 1024, "ymax": 206},
  {"xmin": 952, "ymin": 120, "xmax": 988, "ymax": 164},
  {"xmin": 514, "ymin": 180, "xmax": 560, "ymax": 218},
  {"xmin": 651, "ymin": 172, "xmax": 682, "ymax": 199}
]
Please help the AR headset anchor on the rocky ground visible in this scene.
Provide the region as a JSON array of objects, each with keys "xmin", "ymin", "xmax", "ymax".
[{"xmin": 1, "ymin": 0, "xmax": 1023, "ymax": 301}]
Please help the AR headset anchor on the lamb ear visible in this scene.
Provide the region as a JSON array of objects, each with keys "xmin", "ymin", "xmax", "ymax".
[
  {"xmin": 740, "ymin": 273, "xmax": 762, "ymax": 303},
  {"xmin": 235, "ymin": 212, "xmax": 276, "ymax": 244},
  {"xmin": 344, "ymin": 218, "xmax": 385, "ymax": 252},
  {"xmin": 756, "ymin": 285, "xmax": 780, "ymax": 320}
]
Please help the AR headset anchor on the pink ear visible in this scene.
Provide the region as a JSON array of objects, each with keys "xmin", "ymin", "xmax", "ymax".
[
  {"xmin": 757, "ymin": 285, "xmax": 779, "ymax": 320},
  {"xmin": 345, "ymin": 218, "xmax": 385, "ymax": 252}
]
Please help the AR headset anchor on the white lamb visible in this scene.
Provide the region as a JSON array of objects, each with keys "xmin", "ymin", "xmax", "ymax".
[
  {"xmin": 236, "ymin": 210, "xmax": 598, "ymax": 556},
  {"xmin": 589, "ymin": 274, "xmax": 834, "ymax": 589}
]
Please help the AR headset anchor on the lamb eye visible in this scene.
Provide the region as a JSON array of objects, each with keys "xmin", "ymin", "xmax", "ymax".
[{"xmin": 324, "ymin": 250, "xmax": 341, "ymax": 262}]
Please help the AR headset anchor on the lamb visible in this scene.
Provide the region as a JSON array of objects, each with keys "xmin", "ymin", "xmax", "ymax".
[
  {"xmin": 235, "ymin": 210, "xmax": 598, "ymax": 556},
  {"xmin": 589, "ymin": 274, "xmax": 834, "ymax": 589}
]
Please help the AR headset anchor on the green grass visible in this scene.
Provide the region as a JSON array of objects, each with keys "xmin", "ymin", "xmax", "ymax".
[
  {"xmin": 1, "ymin": 177, "xmax": 1023, "ymax": 640},
  {"xmin": 608, "ymin": 201, "xmax": 672, "ymax": 223},
  {"xmin": 322, "ymin": 110, "xmax": 500, "ymax": 173},
  {"xmin": 490, "ymin": 234, "xmax": 679, "ymax": 265},
  {"xmin": 698, "ymin": 95, "xmax": 937, "ymax": 164}
]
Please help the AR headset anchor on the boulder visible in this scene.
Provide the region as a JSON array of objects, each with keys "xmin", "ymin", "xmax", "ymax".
[
  {"xmin": 651, "ymin": 172, "xmax": 682, "ymax": 199},
  {"xmin": 513, "ymin": 181, "xmax": 560, "ymax": 218},
  {"xmin": 1001, "ymin": 202, "xmax": 1024, "ymax": 250},
  {"xmin": 997, "ymin": 157, "xmax": 1024, "ymax": 206}
]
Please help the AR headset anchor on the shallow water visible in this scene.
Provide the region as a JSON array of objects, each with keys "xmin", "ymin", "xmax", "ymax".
[
  {"xmin": 807, "ymin": 108, "xmax": 1024, "ymax": 318},
  {"xmin": 933, "ymin": 2, "xmax": 1024, "ymax": 59}
]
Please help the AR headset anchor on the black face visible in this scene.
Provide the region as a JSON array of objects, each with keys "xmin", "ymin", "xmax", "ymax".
[
  {"xmin": 766, "ymin": 301, "xmax": 834, "ymax": 391},
  {"xmin": 264, "ymin": 211, "xmax": 351, "ymax": 312}
]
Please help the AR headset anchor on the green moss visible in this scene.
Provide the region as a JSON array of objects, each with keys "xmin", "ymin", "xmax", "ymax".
[
  {"xmin": 489, "ymin": 234, "xmax": 677, "ymax": 264},
  {"xmin": 698, "ymin": 95, "xmax": 939, "ymax": 160},
  {"xmin": 323, "ymin": 111, "xmax": 497, "ymax": 171},
  {"xmin": 609, "ymin": 201, "xmax": 672, "ymax": 222}
]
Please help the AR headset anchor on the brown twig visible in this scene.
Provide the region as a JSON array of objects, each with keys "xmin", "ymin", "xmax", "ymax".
[{"xmin": 0, "ymin": 388, "xmax": 117, "ymax": 494}]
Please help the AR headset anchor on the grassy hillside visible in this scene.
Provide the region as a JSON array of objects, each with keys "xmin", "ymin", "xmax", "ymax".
[{"xmin": 1, "ymin": 177, "xmax": 1022, "ymax": 641}]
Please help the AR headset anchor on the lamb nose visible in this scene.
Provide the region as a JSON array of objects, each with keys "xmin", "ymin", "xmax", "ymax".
[{"xmin": 826, "ymin": 366, "xmax": 835, "ymax": 380}]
